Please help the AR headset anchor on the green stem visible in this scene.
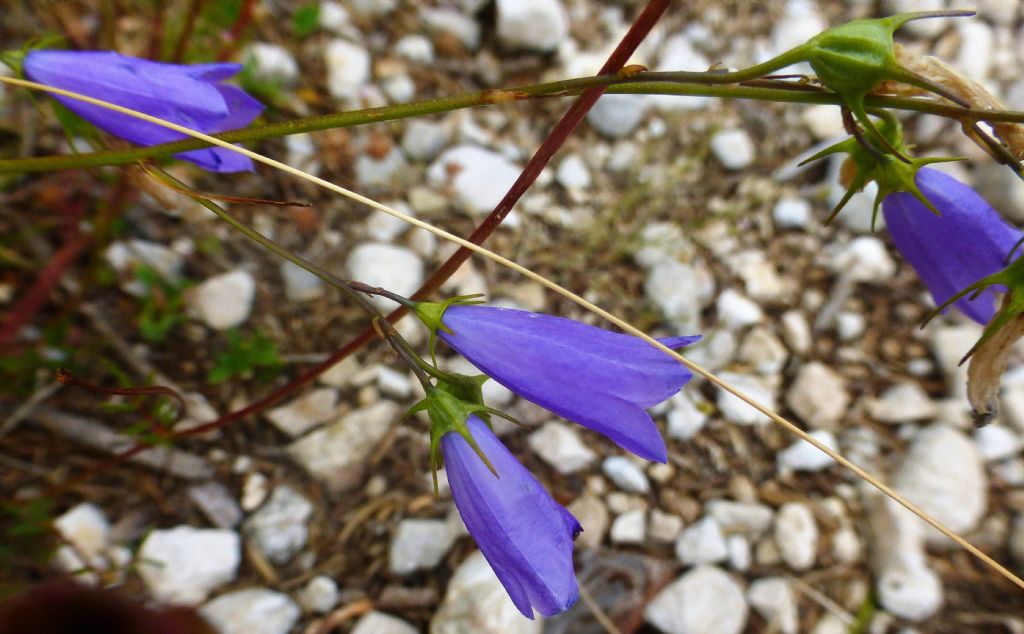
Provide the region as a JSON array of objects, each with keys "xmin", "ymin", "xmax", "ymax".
[{"xmin": 6, "ymin": 72, "xmax": 1024, "ymax": 173}]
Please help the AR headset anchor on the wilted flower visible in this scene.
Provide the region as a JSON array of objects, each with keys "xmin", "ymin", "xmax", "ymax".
[
  {"xmin": 883, "ymin": 167, "xmax": 1023, "ymax": 324},
  {"xmin": 442, "ymin": 414, "xmax": 581, "ymax": 618},
  {"xmin": 432, "ymin": 304, "xmax": 699, "ymax": 462},
  {"xmin": 24, "ymin": 50, "xmax": 263, "ymax": 172}
]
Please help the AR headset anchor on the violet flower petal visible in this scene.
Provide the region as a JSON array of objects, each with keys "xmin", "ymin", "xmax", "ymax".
[
  {"xmin": 24, "ymin": 50, "xmax": 264, "ymax": 173},
  {"xmin": 883, "ymin": 168, "xmax": 1023, "ymax": 324},
  {"xmin": 441, "ymin": 415, "xmax": 580, "ymax": 618},
  {"xmin": 439, "ymin": 305, "xmax": 699, "ymax": 462}
]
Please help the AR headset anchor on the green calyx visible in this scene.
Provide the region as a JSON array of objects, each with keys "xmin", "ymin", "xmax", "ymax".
[
  {"xmin": 801, "ymin": 116, "xmax": 962, "ymax": 229},
  {"xmin": 798, "ymin": 10, "xmax": 972, "ymax": 153},
  {"xmin": 412, "ymin": 294, "xmax": 485, "ymax": 366},
  {"xmin": 924, "ymin": 249, "xmax": 1024, "ymax": 364},
  {"xmin": 410, "ymin": 385, "xmax": 496, "ymax": 499}
]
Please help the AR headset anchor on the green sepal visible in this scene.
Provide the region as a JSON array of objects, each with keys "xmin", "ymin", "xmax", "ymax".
[
  {"xmin": 415, "ymin": 385, "xmax": 496, "ymax": 499},
  {"xmin": 412, "ymin": 294, "xmax": 486, "ymax": 366},
  {"xmin": 923, "ymin": 253, "xmax": 1024, "ymax": 364}
]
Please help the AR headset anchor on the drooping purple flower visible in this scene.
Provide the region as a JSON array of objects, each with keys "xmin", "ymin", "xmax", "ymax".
[
  {"xmin": 438, "ymin": 305, "xmax": 700, "ymax": 462},
  {"xmin": 441, "ymin": 415, "xmax": 581, "ymax": 619},
  {"xmin": 23, "ymin": 50, "xmax": 264, "ymax": 172},
  {"xmin": 883, "ymin": 168, "xmax": 1024, "ymax": 324}
]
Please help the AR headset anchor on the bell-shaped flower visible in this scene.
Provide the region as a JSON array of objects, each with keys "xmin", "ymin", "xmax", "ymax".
[
  {"xmin": 882, "ymin": 168, "xmax": 1023, "ymax": 324},
  {"xmin": 23, "ymin": 50, "xmax": 264, "ymax": 172},
  {"xmin": 442, "ymin": 414, "xmax": 581, "ymax": 618},
  {"xmin": 423, "ymin": 303, "xmax": 699, "ymax": 462}
]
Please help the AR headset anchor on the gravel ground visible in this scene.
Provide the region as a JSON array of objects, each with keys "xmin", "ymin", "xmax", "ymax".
[{"xmin": 3, "ymin": 1, "xmax": 1024, "ymax": 633}]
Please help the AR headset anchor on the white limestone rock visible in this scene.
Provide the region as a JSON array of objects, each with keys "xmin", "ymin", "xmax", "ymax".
[
  {"xmin": 352, "ymin": 611, "xmax": 419, "ymax": 634},
  {"xmin": 200, "ymin": 588, "xmax": 300, "ymax": 634},
  {"xmin": 675, "ymin": 516, "xmax": 729, "ymax": 566},
  {"xmin": 265, "ymin": 388, "xmax": 338, "ymax": 437},
  {"xmin": 389, "ymin": 518, "xmax": 459, "ymax": 575},
  {"xmin": 609, "ymin": 509, "xmax": 646, "ymax": 544},
  {"xmin": 602, "ymin": 456, "xmax": 650, "ymax": 494},
  {"xmin": 644, "ymin": 565, "xmax": 748, "ymax": 634},
  {"xmin": 774, "ymin": 502, "xmax": 818, "ymax": 571},
  {"xmin": 747, "ymin": 577, "xmax": 798, "ymax": 634},
  {"xmin": 786, "ymin": 362, "xmax": 849, "ymax": 429},
  {"xmin": 243, "ymin": 485, "xmax": 314, "ymax": 564},
  {"xmin": 528, "ymin": 421, "xmax": 596, "ymax": 474},
  {"xmin": 587, "ymin": 94, "xmax": 649, "ymax": 138},
  {"xmin": 244, "ymin": 43, "xmax": 299, "ymax": 85},
  {"xmin": 324, "ymin": 39, "xmax": 370, "ymax": 101},
  {"xmin": 716, "ymin": 372, "xmax": 777, "ymax": 426},
  {"xmin": 495, "ymin": 0, "xmax": 568, "ymax": 52},
  {"xmin": 867, "ymin": 382, "xmax": 938, "ymax": 424},
  {"xmin": 190, "ymin": 269, "xmax": 255, "ymax": 330},
  {"xmin": 706, "ymin": 500, "xmax": 774, "ymax": 537},
  {"xmin": 138, "ymin": 526, "xmax": 240, "ymax": 605},
  {"xmin": 711, "ymin": 128, "xmax": 756, "ymax": 171},
  {"xmin": 345, "ymin": 243, "xmax": 424, "ymax": 311},
  {"xmin": 427, "ymin": 145, "xmax": 521, "ymax": 216},
  {"xmin": 287, "ymin": 401, "xmax": 401, "ymax": 492},
  {"xmin": 777, "ymin": 429, "xmax": 838, "ymax": 472},
  {"xmin": 432, "ymin": 551, "xmax": 543, "ymax": 633},
  {"xmin": 297, "ymin": 575, "xmax": 339, "ymax": 614}
]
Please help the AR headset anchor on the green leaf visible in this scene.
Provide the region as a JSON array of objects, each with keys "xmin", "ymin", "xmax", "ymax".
[{"xmin": 293, "ymin": 4, "xmax": 320, "ymax": 37}]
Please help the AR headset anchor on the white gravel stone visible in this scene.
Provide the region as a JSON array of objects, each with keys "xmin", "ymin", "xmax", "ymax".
[
  {"xmin": 954, "ymin": 20, "xmax": 994, "ymax": 81},
  {"xmin": 364, "ymin": 205, "xmax": 410, "ymax": 243},
  {"xmin": 556, "ymin": 154, "xmax": 592, "ymax": 190},
  {"xmin": 528, "ymin": 421, "xmax": 596, "ymax": 474},
  {"xmin": 138, "ymin": 526, "xmax": 240, "ymax": 605},
  {"xmin": 296, "ymin": 575, "xmax": 338, "ymax": 614},
  {"xmin": 240, "ymin": 471, "xmax": 269, "ymax": 511},
  {"xmin": 706, "ymin": 501, "xmax": 774, "ymax": 537},
  {"xmin": 244, "ymin": 485, "xmax": 313, "ymax": 564},
  {"xmin": 265, "ymin": 388, "xmax": 338, "ymax": 437},
  {"xmin": 972, "ymin": 161, "xmax": 1024, "ymax": 223},
  {"xmin": 324, "ymin": 39, "xmax": 370, "ymax": 101},
  {"xmin": 777, "ymin": 429, "xmax": 838, "ymax": 472},
  {"xmin": 395, "ymin": 34, "xmax": 435, "ymax": 64},
  {"xmin": 355, "ymin": 148, "xmax": 408, "ymax": 190},
  {"xmin": 931, "ymin": 324, "xmax": 982, "ymax": 397},
  {"xmin": 587, "ymin": 94, "xmax": 649, "ymax": 138},
  {"xmin": 667, "ymin": 391, "xmax": 708, "ymax": 441},
  {"xmin": 867, "ymin": 492, "xmax": 944, "ymax": 621},
  {"xmin": 569, "ymin": 494, "xmax": 609, "ymax": 549},
  {"xmin": 675, "ymin": 516, "xmax": 729, "ymax": 566},
  {"xmin": 402, "ymin": 120, "xmax": 449, "ymax": 162},
  {"xmin": 190, "ymin": 269, "xmax": 255, "ymax": 330},
  {"xmin": 610, "ymin": 509, "xmax": 647, "ymax": 544},
  {"xmin": 772, "ymin": 196, "xmax": 812, "ymax": 230},
  {"xmin": 432, "ymin": 551, "xmax": 542, "ymax": 632},
  {"xmin": 245, "ymin": 43, "xmax": 299, "ymax": 85},
  {"xmin": 279, "ymin": 260, "xmax": 325, "ymax": 302},
  {"xmin": 421, "ymin": 8, "xmax": 481, "ymax": 50},
  {"xmin": 771, "ymin": 0, "xmax": 826, "ymax": 65},
  {"xmin": 780, "ymin": 310, "xmax": 812, "ymax": 355},
  {"xmin": 390, "ymin": 518, "xmax": 459, "ymax": 575},
  {"xmin": 649, "ymin": 510, "xmax": 684, "ymax": 542},
  {"xmin": 646, "ymin": 259, "xmax": 715, "ymax": 332},
  {"xmin": 832, "ymin": 526, "xmax": 862, "ymax": 564},
  {"xmin": 774, "ymin": 502, "xmax": 818, "ymax": 571},
  {"xmin": 867, "ymin": 382, "xmax": 938, "ymax": 424},
  {"xmin": 717, "ymin": 372, "xmax": 777, "ymax": 426},
  {"xmin": 727, "ymin": 250, "xmax": 788, "ymax": 303},
  {"xmin": 602, "ymin": 456, "xmax": 650, "ymax": 494},
  {"xmin": 188, "ymin": 482, "xmax": 242, "ymax": 529},
  {"xmin": 345, "ymin": 243, "xmax": 423, "ymax": 311},
  {"xmin": 883, "ymin": 0, "xmax": 947, "ymax": 37},
  {"xmin": 747, "ymin": 577, "xmax": 798, "ymax": 634},
  {"xmin": 105, "ymin": 240, "xmax": 185, "ymax": 291},
  {"xmin": 786, "ymin": 361, "xmax": 849, "ymax": 429},
  {"xmin": 727, "ymin": 534, "xmax": 751, "ymax": 572},
  {"xmin": 716, "ymin": 288, "xmax": 763, "ymax": 329},
  {"xmin": 975, "ymin": 424, "xmax": 1023, "ymax": 462},
  {"xmin": 200, "ymin": 589, "xmax": 300, "ymax": 634},
  {"xmin": 738, "ymin": 326, "xmax": 789, "ymax": 374},
  {"xmin": 495, "ymin": 0, "xmax": 567, "ymax": 52},
  {"xmin": 644, "ymin": 565, "xmax": 748, "ymax": 634},
  {"xmin": 53, "ymin": 503, "xmax": 111, "ymax": 580},
  {"xmin": 893, "ymin": 424, "xmax": 987, "ymax": 543},
  {"xmin": 801, "ymin": 104, "xmax": 844, "ymax": 140},
  {"xmin": 352, "ymin": 611, "xmax": 419, "ymax": 634},
  {"xmin": 835, "ymin": 311, "xmax": 865, "ymax": 341},
  {"xmin": 427, "ymin": 145, "xmax": 521, "ymax": 216},
  {"xmin": 287, "ymin": 401, "xmax": 401, "ymax": 492},
  {"xmin": 710, "ymin": 128, "xmax": 756, "ymax": 171},
  {"xmin": 650, "ymin": 33, "xmax": 711, "ymax": 111},
  {"xmin": 830, "ymin": 237, "xmax": 896, "ymax": 283}
]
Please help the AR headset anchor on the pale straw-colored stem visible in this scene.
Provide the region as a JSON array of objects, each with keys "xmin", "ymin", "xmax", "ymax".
[{"xmin": 7, "ymin": 75, "xmax": 1022, "ymax": 591}]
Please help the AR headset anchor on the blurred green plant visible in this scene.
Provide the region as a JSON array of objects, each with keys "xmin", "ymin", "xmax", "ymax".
[
  {"xmin": 135, "ymin": 266, "xmax": 191, "ymax": 343},
  {"xmin": 207, "ymin": 328, "xmax": 282, "ymax": 383},
  {"xmin": 293, "ymin": 4, "xmax": 320, "ymax": 37},
  {"xmin": 0, "ymin": 498, "xmax": 56, "ymax": 573}
]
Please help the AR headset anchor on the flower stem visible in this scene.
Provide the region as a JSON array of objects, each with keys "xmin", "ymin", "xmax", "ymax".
[{"xmin": 6, "ymin": 72, "xmax": 1024, "ymax": 173}]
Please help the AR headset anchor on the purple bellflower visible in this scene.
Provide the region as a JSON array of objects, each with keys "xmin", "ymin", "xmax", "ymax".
[
  {"xmin": 434, "ymin": 304, "xmax": 700, "ymax": 463},
  {"xmin": 442, "ymin": 414, "xmax": 581, "ymax": 618},
  {"xmin": 883, "ymin": 168, "xmax": 1024, "ymax": 325},
  {"xmin": 23, "ymin": 50, "xmax": 264, "ymax": 172}
]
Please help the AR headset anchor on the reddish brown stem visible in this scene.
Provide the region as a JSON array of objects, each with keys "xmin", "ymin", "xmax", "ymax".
[
  {"xmin": 104, "ymin": 0, "xmax": 671, "ymax": 461},
  {"xmin": 216, "ymin": 0, "xmax": 254, "ymax": 62}
]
